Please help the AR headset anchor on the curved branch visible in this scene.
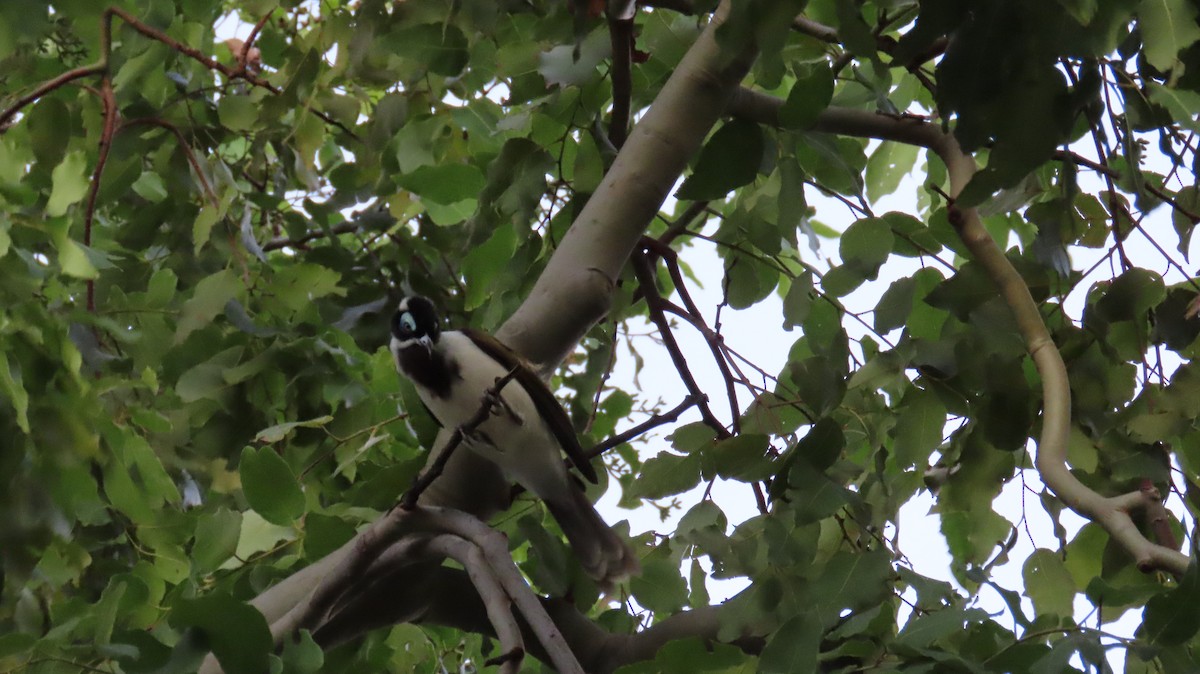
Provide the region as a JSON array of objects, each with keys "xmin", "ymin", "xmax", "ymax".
[{"xmin": 727, "ymin": 93, "xmax": 1190, "ymax": 575}]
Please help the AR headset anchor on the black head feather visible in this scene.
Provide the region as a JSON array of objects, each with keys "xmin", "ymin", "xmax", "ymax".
[{"xmin": 392, "ymin": 296, "xmax": 441, "ymax": 344}]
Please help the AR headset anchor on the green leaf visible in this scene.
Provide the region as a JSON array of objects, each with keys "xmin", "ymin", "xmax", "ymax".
[
  {"xmin": 725, "ymin": 256, "xmax": 779, "ymax": 309},
  {"xmin": 170, "ymin": 593, "xmax": 272, "ymax": 674},
  {"xmin": 255, "ymin": 415, "xmax": 335, "ymax": 443},
  {"xmin": 239, "ymin": 446, "xmax": 305, "ymax": 525},
  {"xmin": 1056, "ymin": 0, "xmax": 1098, "ymax": 24},
  {"xmin": 782, "ymin": 272, "xmax": 814, "ymax": 329},
  {"xmin": 517, "ymin": 515, "xmax": 572, "ymax": 597},
  {"xmin": 1143, "ymin": 558, "xmax": 1200, "ymax": 645},
  {"xmin": 281, "ymin": 630, "xmax": 324, "ymax": 674},
  {"xmin": 759, "ymin": 613, "xmax": 820, "ymax": 674},
  {"xmin": 392, "ymin": 23, "xmax": 470, "ymax": 77},
  {"xmin": 131, "ymin": 171, "xmax": 169, "ymax": 202},
  {"xmin": 892, "ymin": 386, "xmax": 946, "ymax": 468},
  {"xmin": 462, "ymin": 225, "xmax": 517, "ymax": 310},
  {"xmin": 46, "ymin": 150, "xmax": 89, "ymax": 216},
  {"xmin": 56, "ymin": 237, "xmax": 99, "ymax": 279},
  {"xmin": 896, "ymin": 608, "xmax": 989, "ymax": 649},
  {"xmin": 780, "ymin": 62, "xmax": 834, "ymax": 129},
  {"xmin": 810, "ymin": 550, "xmax": 893, "ymax": 618},
  {"xmin": 397, "ymin": 163, "xmax": 486, "ymax": 205},
  {"xmin": 176, "ymin": 270, "xmax": 241, "ymax": 344},
  {"xmin": 175, "ymin": 346, "xmax": 243, "ymax": 403},
  {"xmin": 670, "ymin": 422, "xmax": 718, "ymax": 453},
  {"xmin": 706, "ymin": 433, "xmax": 770, "ymax": 480},
  {"xmin": 629, "ymin": 451, "xmax": 703, "ymax": 499},
  {"xmin": 875, "ymin": 276, "xmax": 917, "ymax": 333},
  {"xmin": 866, "ymin": 141, "xmax": 919, "ymax": 203},
  {"xmin": 677, "ymin": 120, "xmax": 765, "ymax": 200},
  {"xmin": 630, "ymin": 548, "xmax": 687, "ymax": 614},
  {"xmin": 794, "ymin": 417, "xmax": 845, "ymax": 472},
  {"xmin": 2, "ymin": 353, "xmax": 32, "ymax": 434},
  {"xmin": 538, "ymin": 29, "xmax": 611, "ymax": 87},
  {"xmin": 193, "ymin": 508, "xmax": 242, "ymax": 573},
  {"xmin": 217, "ymin": 94, "xmax": 259, "ymax": 131},
  {"xmin": 839, "ymin": 217, "xmax": 894, "ymax": 277},
  {"xmin": 1138, "ymin": 0, "xmax": 1200, "ymax": 72},
  {"xmin": 268, "ymin": 263, "xmax": 344, "ymax": 314},
  {"xmin": 793, "ymin": 132, "xmax": 866, "ymax": 197},
  {"xmin": 0, "ymin": 633, "xmax": 36, "ymax": 659},
  {"xmin": 1022, "ymin": 548, "xmax": 1077, "ymax": 619},
  {"xmin": 1147, "ymin": 83, "xmax": 1200, "ymax": 133},
  {"xmin": 193, "ymin": 204, "xmax": 221, "ymax": 254}
]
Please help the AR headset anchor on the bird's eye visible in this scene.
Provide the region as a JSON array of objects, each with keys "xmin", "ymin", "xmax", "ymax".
[{"xmin": 399, "ymin": 311, "xmax": 417, "ymax": 334}]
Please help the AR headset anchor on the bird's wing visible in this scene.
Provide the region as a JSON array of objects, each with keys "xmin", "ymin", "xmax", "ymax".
[{"xmin": 460, "ymin": 328, "xmax": 598, "ymax": 484}]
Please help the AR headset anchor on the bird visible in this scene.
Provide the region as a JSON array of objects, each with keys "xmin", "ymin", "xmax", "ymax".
[{"xmin": 389, "ymin": 295, "xmax": 639, "ymax": 585}]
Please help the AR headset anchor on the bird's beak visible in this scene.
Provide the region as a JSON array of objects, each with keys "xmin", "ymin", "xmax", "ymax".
[{"xmin": 418, "ymin": 334, "xmax": 433, "ymax": 353}]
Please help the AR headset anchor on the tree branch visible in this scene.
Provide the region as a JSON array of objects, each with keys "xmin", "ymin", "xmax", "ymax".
[
  {"xmin": 498, "ymin": 0, "xmax": 755, "ymax": 370},
  {"xmin": 631, "ymin": 249, "xmax": 732, "ymax": 439},
  {"xmin": 724, "ymin": 91, "xmax": 1192, "ymax": 575},
  {"xmin": 588, "ymin": 394, "xmax": 704, "ymax": 458}
]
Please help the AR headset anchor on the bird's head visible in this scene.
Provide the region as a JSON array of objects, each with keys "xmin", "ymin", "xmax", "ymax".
[{"xmin": 390, "ymin": 295, "xmax": 441, "ymax": 355}]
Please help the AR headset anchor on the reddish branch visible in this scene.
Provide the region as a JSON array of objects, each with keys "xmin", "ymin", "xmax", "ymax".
[
  {"xmin": 0, "ymin": 64, "xmax": 107, "ymax": 130},
  {"xmin": 642, "ymin": 237, "xmax": 742, "ymax": 433},
  {"xmin": 82, "ymin": 78, "xmax": 118, "ymax": 313},
  {"xmin": 240, "ymin": 10, "xmax": 273, "ymax": 71},
  {"xmin": 0, "ymin": 6, "xmax": 356, "ymax": 140},
  {"xmin": 658, "ymin": 200, "xmax": 712, "ymax": 246},
  {"xmin": 631, "ymin": 249, "xmax": 731, "ymax": 440},
  {"xmin": 587, "ymin": 394, "xmax": 704, "ymax": 459}
]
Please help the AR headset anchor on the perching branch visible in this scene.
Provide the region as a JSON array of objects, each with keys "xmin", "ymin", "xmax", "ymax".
[
  {"xmin": 224, "ymin": 507, "xmax": 584, "ymax": 674},
  {"xmin": 244, "ymin": 3, "xmax": 761, "ymax": 666}
]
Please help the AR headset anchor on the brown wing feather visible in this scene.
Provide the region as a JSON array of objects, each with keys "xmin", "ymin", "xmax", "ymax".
[{"xmin": 461, "ymin": 328, "xmax": 598, "ymax": 484}]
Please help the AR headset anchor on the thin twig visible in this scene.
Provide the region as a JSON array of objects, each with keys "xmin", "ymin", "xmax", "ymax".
[
  {"xmin": 588, "ymin": 394, "xmax": 704, "ymax": 458},
  {"xmin": 643, "ymin": 237, "xmax": 742, "ymax": 431},
  {"xmin": 631, "ymin": 250, "xmax": 731, "ymax": 439},
  {"xmin": 121, "ymin": 117, "xmax": 218, "ymax": 207},
  {"xmin": 239, "ymin": 10, "xmax": 273, "ymax": 71},
  {"xmin": 0, "ymin": 64, "xmax": 107, "ymax": 129}
]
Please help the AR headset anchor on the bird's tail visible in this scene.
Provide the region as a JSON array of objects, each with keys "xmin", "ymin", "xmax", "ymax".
[{"xmin": 544, "ymin": 487, "xmax": 640, "ymax": 588}]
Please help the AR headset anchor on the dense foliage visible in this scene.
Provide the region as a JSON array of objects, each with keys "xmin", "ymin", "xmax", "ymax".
[{"xmin": 2, "ymin": 0, "xmax": 1200, "ymax": 672}]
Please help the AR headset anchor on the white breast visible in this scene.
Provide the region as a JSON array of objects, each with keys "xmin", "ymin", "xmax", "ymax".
[{"xmin": 420, "ymin": 331, "xmax": 572, "ymax": 500}]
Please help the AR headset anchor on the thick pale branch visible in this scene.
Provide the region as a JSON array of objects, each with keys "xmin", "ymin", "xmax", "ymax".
[
  {"xmin": 499, "ymin": 0, "xmax": 755, "ymax": 369},
  {"xmin": 425, "ymin": 535, "xmax": 526, "ymax": 674},
  {"xmin": 408, "ymin": 508, "xmax": 585, "ymax": 674}
]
